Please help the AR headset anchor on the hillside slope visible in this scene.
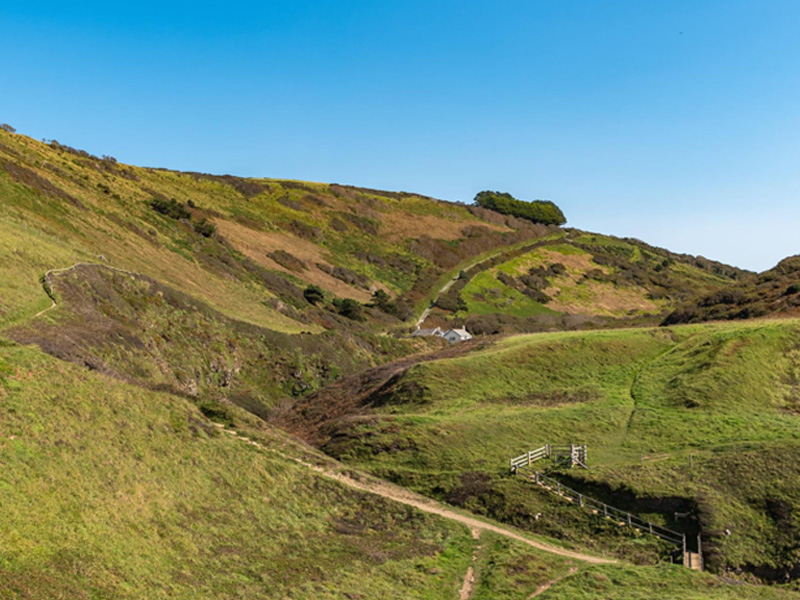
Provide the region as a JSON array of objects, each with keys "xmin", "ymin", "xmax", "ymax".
[
  {"xmin": 3, "ymin": 127, "xmax": 798, "ymax": 598},
  {"xmin": 422, "ymin": 232, "xmax": 750, "ymax": 334},
  {"xmin": 665, "ymin": 255, "xmax": 800, "ymax": 324},
  {"xmin": 2, "ymin": 331, "xmax": 795, "ymax": 598},
  {"xmin": 277, "ymin": 319, "xmax": 800, "ymax": 585},
  {"xmin": 0, "ymin": 128, "xmax": 554, "ymax": 334}
]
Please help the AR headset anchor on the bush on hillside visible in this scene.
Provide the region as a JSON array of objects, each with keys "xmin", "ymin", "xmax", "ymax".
[
  {"xmin": 333, "ymin": 298, "xmax": 365, "ymax": 321},
  {"xmin": 303, "ymin": 285, "xmax": 325, "ymax": 305},
  {"xmin": 0, "ymin": 123, "xmax": 16, "ymax": 133},
  {"xmin": 269, "ymin": 250, "xmax": 306, "ymax": 272},
  {"xmin": 474, "ymin": 190, "xmax": 566, "ymax": 226},
  {"xmin": 785, "ymin": 283, "xmax": 800, "ymax": 296},
  {"xmin": 370, "ymin": 289, "xmax": 393, "ymax": 313},
  {"xmin": 193, "ymin": 218, "xmax": 217, "ymax": 238},
  {"xmin": 150, "ymin": 197, "xmax": 191, "ymax": 220}
]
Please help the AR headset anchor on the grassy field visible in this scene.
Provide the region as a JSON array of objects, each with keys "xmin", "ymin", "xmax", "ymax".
[
  {"xmin": 0, "ymin": 342, "xmax": 488, "ymax": 599},
  {"xmin": 286, "ymin": 318, "xmax": 800, "ymax": 584}
]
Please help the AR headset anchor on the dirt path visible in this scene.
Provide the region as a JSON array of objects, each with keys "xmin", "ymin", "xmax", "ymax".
[
  {"xmin": 212, "ymin": 424, "xmax": 616, "ymax": 565},
  {"xmin": 416, "ymin": 276, "xmax": 458, "ymax": 328},
  {"xmin": 528, "ymin": 566, "xmax": 578, "ymax": 598},
  {"xmin": 31, "ymin": 262, "xmax": 137, "ymax": 320},
  {"xmin": 458, "ymin": 529, "xmax": 481, "ymax": 600}
]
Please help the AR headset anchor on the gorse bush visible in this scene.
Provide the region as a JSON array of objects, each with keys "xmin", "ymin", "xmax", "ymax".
[
  {"xmin": 150, "ymin": 197, "xmax": 191, "ymax": 220},
  {"xmin": 333, "ymin": 297, "xmax": 365, "ymax": 321},
  {"xmin": 303, "ymin": 285, "xmax": 325, "ymax": 305},
  {"xmin": 474, "ymin": 190, "xmax": 566, "ymax": 226}
]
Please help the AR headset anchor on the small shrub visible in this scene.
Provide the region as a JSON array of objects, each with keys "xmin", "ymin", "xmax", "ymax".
[
  {"xmin": 370, "ymin": 289, "xmax": 393, "ymax": 312},
  {"xmin": 0, "ymin": 123, "xmax": 16, "ymax": 133},
  {"xmin": 303, "ymin": 285, "xmax": 325, "ymax": 305},
  {"xmin": 193, "ymin": 218, "xmax": 216, "ymax": 238},
  {"xmin": 785, "ymin": 283, "xmax": 800, "ymax": 296}
]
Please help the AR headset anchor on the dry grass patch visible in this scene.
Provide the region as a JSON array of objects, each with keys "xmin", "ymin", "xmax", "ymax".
[
  {"xmin": 380, "ymin": 211, "xmax": 510, "ymax": 243},
  {"xmin": 215, "ymin": 218, "xmax": 376, "ymax": 301}
]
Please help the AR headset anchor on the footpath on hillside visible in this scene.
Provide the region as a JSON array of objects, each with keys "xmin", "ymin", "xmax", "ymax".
[{"xmin": 211, "ymin": 423, "xmax": 616, "ymax": 565}]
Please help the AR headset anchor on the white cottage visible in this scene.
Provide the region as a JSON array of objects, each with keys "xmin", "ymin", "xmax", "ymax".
[{"xmin": 442, "ymin": 327, "xmax": 472, "ymax": 343}]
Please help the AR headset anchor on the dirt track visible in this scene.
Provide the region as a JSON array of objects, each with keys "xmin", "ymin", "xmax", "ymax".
[{"xmin": 214, "ymin": 424, "xmax": 616, "ymax": 565}]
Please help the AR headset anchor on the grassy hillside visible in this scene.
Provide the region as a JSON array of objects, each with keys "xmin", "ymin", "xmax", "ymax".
[
  {"xmin": 3, "ymin": 127, "xmax": 798, "ymax": 597},
  {"xmin": 0, "ymin": 128, "xmax": 554, "ymax": 335},
  {"xmin": 0, "ymin": 342, "xmax": 484, "ymax": 599},
  {"xmin": 2, "ymin": 340, "xmax": 795, "ymax": 599},
  {"xmin": 279, "ymin": 318, "xmax": 800, "ymax": 585},
  {"xmin": 423, "ymin": 231, "xmax": 749, "ymax": 334}
]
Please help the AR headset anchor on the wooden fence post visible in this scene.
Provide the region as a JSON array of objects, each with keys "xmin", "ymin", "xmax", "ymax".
[
  {"xmin": 683, "ymin": 534, "xmax": 687, "ymax": 566},
  {"xmin": 697, "ymin": 534, "xmax": 703, "ymax": 571}
]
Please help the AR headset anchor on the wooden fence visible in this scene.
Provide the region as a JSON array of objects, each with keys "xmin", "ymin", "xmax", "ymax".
[
  {"xmin": 509, "ymin": 444, "xmax": 587, "ymax": 472},
  {"xmin": 508, "ymin": 443, "xmax": 702, "ymax": 569},
  {"xmin": 531, "ymin": 472, "xmax": 685, "ymax": 547}
]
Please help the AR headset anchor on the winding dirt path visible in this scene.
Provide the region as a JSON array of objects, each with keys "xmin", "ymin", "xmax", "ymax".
[{"xmin": 212, "ymin": 424, "xmax": 616, "ymax": 565}]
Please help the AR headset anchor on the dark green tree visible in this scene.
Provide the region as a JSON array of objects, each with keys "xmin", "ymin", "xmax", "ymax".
[{"xmin": 474, "ymin": 190, "xmax": 566, "ymax": 226}]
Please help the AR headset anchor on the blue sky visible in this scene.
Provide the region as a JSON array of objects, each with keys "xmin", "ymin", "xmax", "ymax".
[{"xmin": 2, "ymin": 1, "xmax": 798, "ymax": 271}]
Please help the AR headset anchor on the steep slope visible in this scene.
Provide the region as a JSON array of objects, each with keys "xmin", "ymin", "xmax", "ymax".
[
  {"xmin": 278, "ymin": 319, "xmax": 800, "ymax": 584},
  {"xmin": 0, "ymin": 128, "xmax": 552, "ymax": 335},
  {"xmin": 0, "ymin": 343, "xmax": 481, "ymax": 599},
  {"xmin": 665, "ymin": 255, "xmax": 800, "ymax": 324}
]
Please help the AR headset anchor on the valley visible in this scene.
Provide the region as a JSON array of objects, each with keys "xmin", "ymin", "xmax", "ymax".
[{"xmin": 1, "ymin": 128, "xmax": 800, "ymax": 598}]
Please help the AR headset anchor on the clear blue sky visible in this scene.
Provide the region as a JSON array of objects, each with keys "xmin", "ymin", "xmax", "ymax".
[{"xmin": 2, "ymin": 1, "xmax": 798, "ymax": 271}]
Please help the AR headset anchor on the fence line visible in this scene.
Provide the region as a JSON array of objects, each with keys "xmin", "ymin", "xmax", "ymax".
[
  {"xmin": 508, "ymin": 443, "xmax": 702, "ymax": 568},
  {"xmin": 530, "ymin": 472, "xmax": 685, "ymax": 547}
]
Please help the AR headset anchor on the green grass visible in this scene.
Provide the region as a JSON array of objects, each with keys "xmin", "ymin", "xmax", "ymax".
[
  {"xmin": 463, "ymin": 270, "xmax": 557, "ymax": 317},
  {"xmin": 541, "ymin": 564, "xmax": 800, "ymax": 599},
  {"xmin": 306, "ymin": 318, "xmax": 800, "ymax": 581},
  {"xmin": 0, "ymin": 343, "xmax": 485, "ymax": 599}
]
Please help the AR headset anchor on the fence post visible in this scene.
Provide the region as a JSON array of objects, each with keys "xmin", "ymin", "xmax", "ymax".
[
  {"xmin": 603, "ymin": 504, "xmax": 608, "ymax": 517},
  {"xmin": 546, "ymin": 443, "xmax": 550, "ymax": 457},
  {"xmin": 682, "ymin": 534, "xmax": 687, "ymax": 567},
  {"xmin": 627, "ymin": 514, "xmax": 632, "ymax": 527},
  {"xmin": 578, "ymin": 494, "xmax": 583, "ymax": 507},
  {"xmin": 697, "ymin": 534, "xmax": 703, "ymax": 571},
  {"xmin": 557, "ymin": 482, "xmax": 561, "ymax": 495}
]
